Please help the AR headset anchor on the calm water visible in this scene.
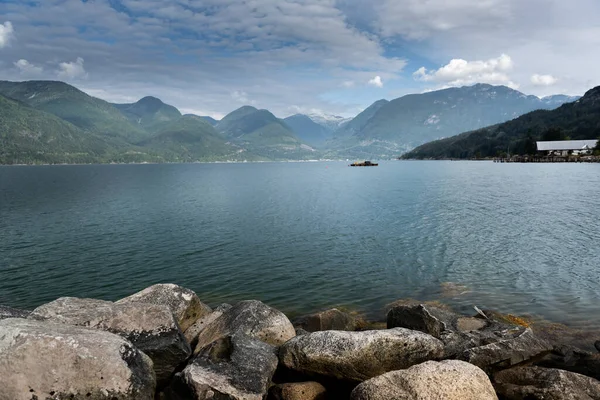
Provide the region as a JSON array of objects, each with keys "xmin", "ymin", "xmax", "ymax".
[{"xmin": 1, "ymin": 161, "xmax": 599, "ymax": 328}]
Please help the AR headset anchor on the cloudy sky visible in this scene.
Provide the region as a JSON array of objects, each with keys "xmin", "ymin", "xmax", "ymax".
[{"xmin": 1, "ymin": 0, "xmax": 599, "ymax": 118}]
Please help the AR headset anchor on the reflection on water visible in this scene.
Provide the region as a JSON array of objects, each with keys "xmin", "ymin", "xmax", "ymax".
[{"xmin": 1, "ymin": 161, "xmax": 599, "ymax": 330}]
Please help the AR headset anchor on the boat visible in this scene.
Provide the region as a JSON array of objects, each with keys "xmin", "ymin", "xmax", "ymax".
[{"xmin": 349, "ymin": 160, "xmax": 378, "ymax": 167}]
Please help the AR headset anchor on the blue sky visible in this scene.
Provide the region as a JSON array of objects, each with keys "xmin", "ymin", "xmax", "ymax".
[{"xmin": 1, "ymin": 0, "xmax": 599, "ymax": 118}]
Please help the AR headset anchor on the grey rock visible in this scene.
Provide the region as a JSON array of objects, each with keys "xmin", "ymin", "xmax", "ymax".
[
  {"xmin": 0, "ymin": 318, "xmax": 155, "ymax": 400},
  {"xmin": 295, "ymin": 327, "xmax": 309, "ymax": 336},
  {"xmin": 351, "ymin": 360, "xmax": 498, "ymax": 400},
  {"xmin": 459, "ymin": 327, "xmax": 552, "ymax": 372},
  {"xmin": 387, "ymin": 304, "xmax": 550, "ymax": 361},
  {"xmin": 293, "ymin": 308, "xmax": 356, "ymax": 332},
  {"xmin": 596, "ymin": 340, "xmax": 600, "ymax": 353},
  {"xmin": 536, "ymin": 345, "xmax": 600, "ymax": 380},
  {"xmin": 117, "ymin": 283, "xmax": 212, "ymax": 332},
  {"xmin": 279, "ymin": 328, "xmax": 444, "ymax": 382},
  {"xmin": 494, "ymin": 366, "xmax": 600, "ymax": 400},
  {"xmin": 185, "ymin": 304, "xmax": 232, "ymax": 348},
  {"xmin": 31, "ymin": 297, "xmax": 191, "ymax": 386},
  {"xmin": 194, "ymin": 300, "xmax": 295, "ymax": 354},
  {"xmin": 0, "ymin": 305, "xmax": 30, "ymax": 320},
  {"xmin": 180, "ymin": 333, "xmax": 279, "ymax": 400},
  {"xmin": 268, "ymin": 382, "xmax": 327, "ymax": 400}
]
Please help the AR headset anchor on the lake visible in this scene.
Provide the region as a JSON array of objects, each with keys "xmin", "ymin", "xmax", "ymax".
[{"xmin": 1, "ymin": 161, "xmax": 599, "ymax": 329}]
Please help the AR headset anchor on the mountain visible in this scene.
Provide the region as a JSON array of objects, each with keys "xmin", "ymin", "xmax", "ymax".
[
  {"xmin": 0, "ymin": 94, "xmax": 115, "ymax": 164},
  {"xmin": 283, "ymin": 114, "xmax": 332, "ymax": 146},
  {"xmin": 541, "ymin": 94, "xmax": 581, "ymax": 107},
  {"xmin": 333, "ymin": 99, "xmax": 389, "ymax": 138},
  {"xmin": 307, "ymin": 113, "xmax": 352, "ymax": 131},
  {"xmin": 215, "ymin": 106, "xmax": 316, "ymax": 159},
  {"xmin": 112, "ymin": 96, "xmax": 181, "ymax": 129},
  {"xmin": 0, "ymin": 80, "xmax": 147, "ymax": 143},
  {"xmin": 327, "ymin": 84, "xmax": 579, "ymax": 158},
  {"xmin": 402, "ymin": 86, "xmax": 600, "ymax": 159},
  {"xmin": 139, "ymin": 115, "xmax": 249, "ymax": 162},
  {"xmin": 200, "ymin": 116, "xmax": 219, "ymax": 126}
]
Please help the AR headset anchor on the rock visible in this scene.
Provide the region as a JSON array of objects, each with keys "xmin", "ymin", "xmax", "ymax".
[
  {"xmin": 117, "ymin": 283, "xmax": 212, "ymax": 332},
  {"xmin": 295, "ymin": 327, "xmax": 309, "ymax": 336},
  {"xmin": 293, "ymin": 308, "xmax": 356, "ymax": 332},
  {"xmin": 351, "ymin": 360, "xmax": 498, "ymax": 400},
  {"xmin": 185, "ymin": 303, "xmax": 232, "ymax": 348},
  {"xmin": 194, "ymin": 300, "xmax": 295, "ymax": 353},
  {"xmin": 595, "ymin": 340, "xmax": 600, "ymax": 353},
  {"xmin": 387, "ymin": 303, "xmax": 550, "ymax": 361},
  {"xmin": 494, "ymin": 366, "xmax": 600, "ymax": 400},
  {"xmin": 279, "ymin": 328, "xmax": 444, "ymax": 382},
  {"xmin": 179, "ymin": 333, "xmax": 278, "ymax": 400},
  {"xmin": 0, "ymin": 318, "xmax": 155, "ymax": 400},
  {"xmin": 268, "ymin": 382, "xmax": 327, "ymax": 400},
  {"xmin": 31, "ymin": 297, "xmax": 191, "ymax": 386},
  {"xmin": 0, "ymin": 305, "xmax": 30, "ymax": 319},
  {"xmin": 459, "ymin": 327, "xmax": 552, "ymax": 372},
  {"xmin": 536, "ymin": 345, "xmax": 600, "ymax": 380}
]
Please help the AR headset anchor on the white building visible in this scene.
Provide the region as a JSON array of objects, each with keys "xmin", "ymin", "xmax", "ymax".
[{"xmin": 536, "ymin": 140, "xmax": 598, "ymax": 156}]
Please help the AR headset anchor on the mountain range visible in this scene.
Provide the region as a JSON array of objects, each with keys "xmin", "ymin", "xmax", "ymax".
[
  {"xmin": 0, "ymin": 80, "xmax": 583, "ymax": 164},
  {"xmin": 402, "ymin": 86, "xmax": 600, "ymax": 159}
]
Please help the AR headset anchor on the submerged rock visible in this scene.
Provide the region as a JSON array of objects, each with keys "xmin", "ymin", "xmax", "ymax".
[
  {"xmin": 0, "ymin": 318, "xmax": 155, "ymax": 400},
  {"xmin": 279, "ymin": 328, "xmax": 444, "ymax": 382},
  {"xmin": 179, "ymin": 333, "xmax": 278, "ymax": 400},
  {"xmin": 194, "ymin": 300, "xmax": 295, "ymax": 353},
  {"xmin": 596, "ymin": 341, "xmax": 600, "ymax": 352},
  {"xmin": 494, "ymin": 366, "xmax": 600, "ymax": 400},
  {"xmin": 31, "ymin": 297, "xmax": 191, "ymax": 386},
  {"xmin": 387, "ymin": 303, "xmax": 551, "ymax": 364},
  {"xmin": 351, "ymin": 360, "xmax": 498, "ymax": 400},
  {"xmin": 185, "ymin": 303, "xmax": 232, "ymax": 348},
  {"xmin": 117, "ymin": 283, "xmax": 212, "ymax": 332},
  {"xmin": 268, "ymin": 382, "xmax": 327, "ymax": 400},
  {"xmin": 292, "ymin": 308, "xmax": 357, "ymax": 332},
  {"xmin": 0, "ymin": 305, "xmax": 30, "ymax": 320}
]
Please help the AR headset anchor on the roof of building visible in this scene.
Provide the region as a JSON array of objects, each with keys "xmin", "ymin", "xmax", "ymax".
[{"xmin": 536, "ymin": 140, "xmax": 598, "ymax": 151}]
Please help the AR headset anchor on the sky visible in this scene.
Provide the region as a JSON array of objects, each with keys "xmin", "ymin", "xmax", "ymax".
[{"xmin": 0, "ymin": 0, "xmax": 599, "ymax": 119}]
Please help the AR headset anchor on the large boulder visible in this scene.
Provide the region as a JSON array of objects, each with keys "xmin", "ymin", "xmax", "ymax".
[
  {"xmin": 279, "ymin": 328, "xmax": 444, "ymax": 382},
  {"xmin": 536, "ymin": 345, "xmax": 600, "ymax": 380},
  {"xmin": 268, "ymin": 382, "xmax": 327, "ymax": 400},
  {"xmin": 194, "ymin": 300, "xmax": 295, "ymax": 353},
  {"xmin": 293, "ymin": 308, "xmax": 356, "ymax": 332},
  {"xmin": 0, "ymin": 305, "xmax": 30, "ymax": 320},
  {"xmin": 185, "ymin": 303, "xmax": 232, "ymax": 348},
  {"xmin": 0, "ymin": 318, "xmax": 155, "ymax": 400},
  {"xmin": 388, "ymin": 303, "xmax": 551, "ymax": 367},
  {"xmin": 117, "ymin": 283, "xmax": 212, "ymax": 332},
  {"xmin": 177, "ymin": 333, "xmax": 279, "ymax": 400},
  {"xmin": 31, "ymin": 297, "xmax": 191, "ymax": 386},
  {"xmin": 494, "ymin": 366, "xmax": 600, "ymax": 400},
  {"xmin": 350, "ymin": 360, "xmax": 498, "ymax": 400}
]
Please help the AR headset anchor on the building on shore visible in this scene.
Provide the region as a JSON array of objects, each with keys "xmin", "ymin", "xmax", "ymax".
[{"xmin": 536, "ymin": 140, "xmax": 598, "ymax": 156}]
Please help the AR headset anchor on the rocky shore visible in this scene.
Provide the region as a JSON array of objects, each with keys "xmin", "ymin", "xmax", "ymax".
[{"xmin": 1, "ymin": 283, "xmax": 599, "ymax": 400}]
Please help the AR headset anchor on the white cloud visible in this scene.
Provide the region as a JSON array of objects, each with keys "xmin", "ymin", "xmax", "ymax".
[
  {"xmin": 231, "ymin": 90, "xmax": 249, "ymax": 104},
  {"xmin": 413, "ymin": 54, "xmax": 518, "ymax": 88},
  {"xmin": 368, "ymin": 75, "xmax": 383, "ymax": 88},
  {"xmin": 531, "ymin": 74, "xmax": 557, "ymax": 86},
  {"xmin": 342, "ymin": 80, "xmax": 355, "ymax": 88},
  {"xmin": 14, "ymin": 59, "xmax": 43, "ymax": 76},
  {"xmin": 0, "ymin": 21, "xmax": 15, "ymax": 48},
  {"xmin": 57, "ymin": 57, "xmax": 88, "ymax": 80}
]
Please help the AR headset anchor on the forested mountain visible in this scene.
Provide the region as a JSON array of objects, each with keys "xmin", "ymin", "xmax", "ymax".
[
  {"xmin": 402, "ymin": 86, "xmax": 600, "ymax": 159},
  {"xmin": 325, "ymin": 84, "xmax": 578, "ymax": 158},
  {"xmin": 112, "ymin": 96, "xmax": 181, "ymax": 129},
  {"xmin": 283, "ymin": 114, "xmax": 332, "ymax": 146}
]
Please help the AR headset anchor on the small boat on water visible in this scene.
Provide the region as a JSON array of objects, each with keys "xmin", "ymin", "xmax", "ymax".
[{"xmin": 349, "ymin": 160, "xmax": 378, "ymax": 167}]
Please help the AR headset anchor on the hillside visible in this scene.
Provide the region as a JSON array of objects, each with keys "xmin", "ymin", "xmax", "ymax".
[
  {"xmin": 0, "ymin": 94, "xmax": 114, "ymax": 164},
  {"xmin": 402, "ymin": 86, "xmax": 600, "ymax": 159},
  {"xmin": 200, "ymin": 116, "xmax": 219, "ymax": 126},
  {"xmin": 0, "ymin": 81, "xmax": 147, "ymax": 143},
  {"xmin": 283, "ymin": 114, "xmax": 331, "ymax": 146},
  {"xmin": 113, "ymin": 96, "xmax": 181, "ymax": 129},
  {"xmin": 216, "ymin": 107, "xmax": 317, "ymax": 159},
  {"xmin": 327, "ymin": 84, "xmax": 578, "ymax": 158},
  {"xmin": 333, "ymin": 99, "xmax": 389, "ymax": 139}
]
